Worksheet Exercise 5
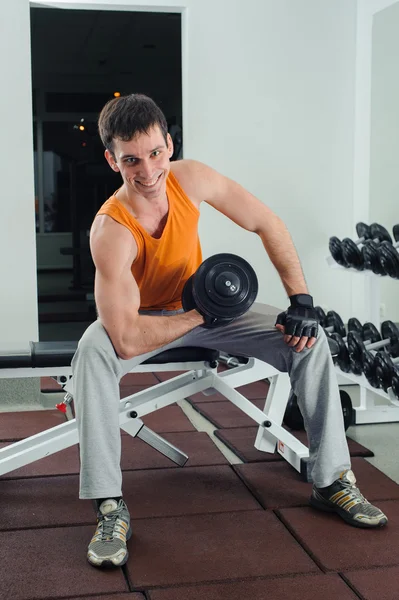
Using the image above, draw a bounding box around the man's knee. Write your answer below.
[72,320,117,367]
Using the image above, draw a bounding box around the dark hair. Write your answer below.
[98,93,168,156]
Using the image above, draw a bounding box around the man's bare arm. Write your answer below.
[91,216,204,360]
[174,160,308,296]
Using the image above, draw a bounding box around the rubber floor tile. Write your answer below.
[0,526,128,600]
[77,595,145,600]
[0,430,228,480]
[125,511,318,588]
[120,372,159,386]
[135,405,196,433]
[233,457,399,509]
[148,573,358,600]
[0,475,94,530]
[121,431,229,470]
[214,427,374,463]
[187,379,270,404]
[0,410,66,441]
[278,500,398,571]
[153,370,185,381]
[122,465,261,519]
[294,429,374,457]
[120,405,196,436]
[0,442,80,479]
[343,566,399,600]
[193,400,266,429]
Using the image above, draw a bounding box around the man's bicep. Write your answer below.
[91,218,140,349]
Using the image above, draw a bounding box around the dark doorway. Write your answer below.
[31,7,182,340]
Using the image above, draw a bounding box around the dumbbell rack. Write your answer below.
[326,255,399,424]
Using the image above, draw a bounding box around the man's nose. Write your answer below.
[138,160,155,180]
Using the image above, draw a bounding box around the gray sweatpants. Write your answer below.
[68,305,351,499]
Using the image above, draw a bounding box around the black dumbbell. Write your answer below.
[329,223,392,270]
[314,307,364,373]
[329,222,369,267]
[283,390,353,431]
[373,350,399,394]
[342,223,392,271]
[378,224,399,279]
[347,321,399,375]
[330,321,381,378]
[392,371,399,399]
[315,306,346,337]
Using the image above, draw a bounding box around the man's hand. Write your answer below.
[275,294,319,352]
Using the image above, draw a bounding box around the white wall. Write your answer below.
[2,0,359,345]
[369,1,399,321]
[0,1,38,344]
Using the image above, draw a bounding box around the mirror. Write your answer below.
[369,1,399,323]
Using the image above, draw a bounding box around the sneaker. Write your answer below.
[310,469,388,528]
[87,499,131,567]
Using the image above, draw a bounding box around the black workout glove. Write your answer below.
[275,294,319,339]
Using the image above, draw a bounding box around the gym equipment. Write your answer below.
[378,224,399,279]
[0,341,312,481]
[329,222,391,269]
[283,390,353,431]
[341,223,392,271]
[314,307,362,373]
[182,253,258,327]
[373,351,399,394]
[347,321,399,367]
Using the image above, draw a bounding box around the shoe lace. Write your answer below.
[98,506,123,541]
[341,480,367,504]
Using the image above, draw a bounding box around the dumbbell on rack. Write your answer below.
[329,222,392,271]
[378,224,399,279]
[373,351,399,393]
[315,307,363,373]
[347,322,399,388]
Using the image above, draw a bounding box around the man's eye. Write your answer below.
[126,158,137,164]
[152,151,160,157]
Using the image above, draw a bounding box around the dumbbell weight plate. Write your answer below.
[315,306,326,325]
[283,390,353,431]
[379,241,399,279]
[340,390,354,430]
[380,321,399,354]
[392,368,399,399]
[192,253,258,322]
[369,223,392,244]
[347,317,363,335]
[329,236,348,267]
[362,322,382,344]
[356,222,370,238]
[362,240,385,275]
[283,392,304,430]
[325,311,346,338]
[181,274,196,312]
[330,332,351,373]
[362,350,379,388]
[341,238,365,270]
[374,351,395,392]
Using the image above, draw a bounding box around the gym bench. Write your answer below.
[0,342,310,479]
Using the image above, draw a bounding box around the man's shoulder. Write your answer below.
[170,159,217,204]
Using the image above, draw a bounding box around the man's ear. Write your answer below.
[167,133,174,159]
[105,149,120,172]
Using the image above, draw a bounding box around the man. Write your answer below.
[70,93,387,569]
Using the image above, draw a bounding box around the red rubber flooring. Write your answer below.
[0,376,396,599]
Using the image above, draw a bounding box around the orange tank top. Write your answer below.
[96,171,202,311]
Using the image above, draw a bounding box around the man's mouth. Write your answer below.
[135,173,162,188]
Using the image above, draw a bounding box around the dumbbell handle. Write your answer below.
[366,338,390,352]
